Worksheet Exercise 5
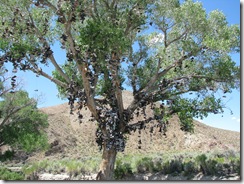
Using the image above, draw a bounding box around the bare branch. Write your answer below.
[26,58,67,88]
[139,61,175,95]
[127,45,206,116]
[130,61,140,94]
[48,54,71,83]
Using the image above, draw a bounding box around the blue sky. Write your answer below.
[5,0,241,132]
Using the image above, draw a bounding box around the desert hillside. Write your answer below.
[33,91,240,161]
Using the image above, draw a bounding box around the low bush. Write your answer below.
[22,160,48,179]
[114,159,133,179]
[0,167,24,180]
[162,159,184,174]
[230,158,240,175]
[135,157,155,173]
[195,154,208,174]
[183,160,197,176]
[0,150,15,162]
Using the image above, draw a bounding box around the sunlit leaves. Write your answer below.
[203,10,240,52]
[176,0,207,33]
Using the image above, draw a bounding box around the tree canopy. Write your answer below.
[0,69,49,153]
[0,0,240,180]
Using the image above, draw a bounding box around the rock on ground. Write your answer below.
[38,173,70,180]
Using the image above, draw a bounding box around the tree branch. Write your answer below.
[64,19,99,120]
[0,99,35,129]
[124,3,139,35]
[130,50,145,94]
[49,54,71,83]
[93,0,100,20]
[127,117,153,130]
[110,62,124,118]
[26,58,67,88]
[0,141,5,147]
[127,46,206,116]
[111,0,117,8]
[26,7,71,83]
[101,0,110,9]
[42,0,58,12]
[166,29,188,47]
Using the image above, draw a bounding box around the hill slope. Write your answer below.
[33,91,239,161]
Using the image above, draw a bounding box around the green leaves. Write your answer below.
[78,19,131,56]
[0,90,49,153]
[203,10,240,52]
[170,95,224,132]
[52,61,83,99]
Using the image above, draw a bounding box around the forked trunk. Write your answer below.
[96,145,117,180]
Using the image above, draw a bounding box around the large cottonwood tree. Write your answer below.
[0,0,240,180]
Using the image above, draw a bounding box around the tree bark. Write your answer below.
[96,145,117,180]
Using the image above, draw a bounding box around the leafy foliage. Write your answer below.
[0,89,49,153]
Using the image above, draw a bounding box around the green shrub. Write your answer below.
[65,160,85,176]
[84,159,100,173]
[0,167,24,180]
[162,159,184,174]
[114,159,133,179]
[22,158,101,179]
[0,150,15,162]
[195,153,237,176]
[205,159,218,175]
[152,157,163,172]
[195,154,207,164]
[135,157,155,173]
[195,154,207,174]
[183,160,197,176]
[16,133,49,153]
[22,160,49,179]
[230,158,240,175]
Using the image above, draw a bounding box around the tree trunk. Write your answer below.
[96,145,117,180]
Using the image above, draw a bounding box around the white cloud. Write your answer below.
[231,116,240,123]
